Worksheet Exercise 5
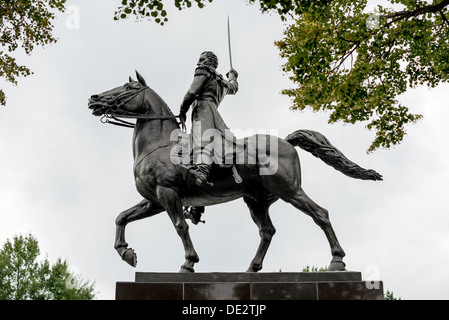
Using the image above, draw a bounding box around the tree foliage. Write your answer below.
[275,0,449,152]
[113,0,321,25]
[302,265,329,272]
[0,0,66,106]
[384,289,401,300]
[0,234,95,300]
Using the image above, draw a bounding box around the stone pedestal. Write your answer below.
[116,272,384,300]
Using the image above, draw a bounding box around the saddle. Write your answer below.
[177,163,242,187]
[170,132,244,186]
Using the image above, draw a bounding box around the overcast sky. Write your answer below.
[1,0,448,300]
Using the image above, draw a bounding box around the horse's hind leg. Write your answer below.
[284,189,346,271]
[244,193,279,272]
[115,199,163,267]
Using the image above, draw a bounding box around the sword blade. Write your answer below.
[227,15,233,69]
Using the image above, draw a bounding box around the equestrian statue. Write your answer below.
[88,52,382,273]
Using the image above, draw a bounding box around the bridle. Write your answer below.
[99,85,179,129]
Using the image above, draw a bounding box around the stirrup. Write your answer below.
[184,207,205,225]
[190,165,213,187]
[178,164,213,187]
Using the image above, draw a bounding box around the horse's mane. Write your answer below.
[146,85,177,119]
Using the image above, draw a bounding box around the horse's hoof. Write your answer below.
[328,260,346,271]
[246,262,262,273]
[122,248,137,267]
[179,266,195,273]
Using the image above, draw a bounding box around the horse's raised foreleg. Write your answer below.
[114,199,163,267]
[284,188,346,271]
[244,194,278,272]
[156,186,199,272]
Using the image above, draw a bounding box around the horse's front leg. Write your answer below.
[156,186,199,272]
[115,199,163,267]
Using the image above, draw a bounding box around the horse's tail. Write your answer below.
[285,129,383,181]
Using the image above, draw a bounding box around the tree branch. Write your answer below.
[381,0,449,20]
[332,42,360,72]
[439,9,449,26]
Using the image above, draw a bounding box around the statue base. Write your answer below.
[116,272,384,300]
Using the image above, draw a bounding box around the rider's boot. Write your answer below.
[190,163,212,187]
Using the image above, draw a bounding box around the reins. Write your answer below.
[100,114,136,128]
[99,85,180,129]
[101,113,179,129]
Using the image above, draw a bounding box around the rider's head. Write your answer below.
[197,51,218,69]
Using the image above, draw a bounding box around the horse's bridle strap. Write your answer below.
[101,113,179,129]
[101,85,179,128]
[108,86,148,110]
[108,113,177,120]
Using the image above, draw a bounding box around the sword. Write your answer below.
[227,16,241,184]
[227,15,233,70]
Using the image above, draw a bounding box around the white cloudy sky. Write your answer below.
[1,0,448,300]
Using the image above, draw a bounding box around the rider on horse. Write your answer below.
[178,51,239,187]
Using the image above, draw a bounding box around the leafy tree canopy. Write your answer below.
[113,0,319,25]
[275,0,449,152]
[0,233,95,300]
[0,0,66,106]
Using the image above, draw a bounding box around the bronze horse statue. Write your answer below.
[88,71,382,273]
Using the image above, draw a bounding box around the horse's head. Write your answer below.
[88,70,149,117]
